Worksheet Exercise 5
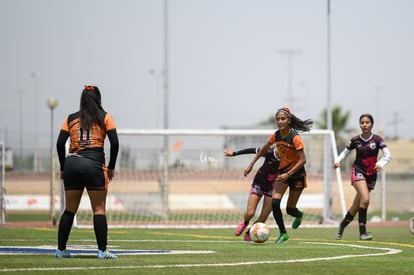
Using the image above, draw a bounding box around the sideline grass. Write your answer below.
[0,226,413,274]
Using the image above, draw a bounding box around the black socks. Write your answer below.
[57,210,75,251]
[94,214,108,252]
[272,198,286,234]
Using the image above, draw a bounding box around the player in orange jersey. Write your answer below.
[244,107,313,244]
[55,85,119,259]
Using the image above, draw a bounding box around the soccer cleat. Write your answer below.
[55,249,73,258]
[359,233,373,241]
[292,210,304,229]
[275,233,289,244]
[243,232,252,242]
[97,250,118,259]
[235,221,247,236]
[336,226,344,240]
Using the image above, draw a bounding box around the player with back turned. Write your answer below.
[55,85,119,259]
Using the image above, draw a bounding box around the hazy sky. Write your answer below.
[1,0,413,152]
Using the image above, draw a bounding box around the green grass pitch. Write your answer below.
[0,225,413,274]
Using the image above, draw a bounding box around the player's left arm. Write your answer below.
[375,146,391,172]
[277,149,306,182]
[105,114,119,181]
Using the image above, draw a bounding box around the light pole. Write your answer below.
[278,49,301,109]
[31,73,40,172]
[149,69,163,128]
[47,97,58,226]
[375,86,382,130]
[17,89,25,158]
[1,141,5,225]
[162,0,169,219]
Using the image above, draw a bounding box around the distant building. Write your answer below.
[385,139,414,175]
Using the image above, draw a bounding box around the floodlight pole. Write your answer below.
[47,97,58,226]
[162,0,170,219]
[278,49,301,109]
[17,89,25,158]
[0,141,5,225]
[31,73,40,172]
[324,0,334,222]
[326,0,332,131]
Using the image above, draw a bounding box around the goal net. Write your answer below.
[73,129,346,228]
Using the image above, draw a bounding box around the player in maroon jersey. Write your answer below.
[333,114,391,241]
[225,146,280,241]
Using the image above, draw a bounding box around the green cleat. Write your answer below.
[275,233,289,244]
[292,210,304,229]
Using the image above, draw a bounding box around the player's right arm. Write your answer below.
[56,129,70,179]
[333,147,351,169]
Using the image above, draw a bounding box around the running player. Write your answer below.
[334,113,391,240]
[55,85,119,259]
[224,146,280,241]
[244,107,313,243]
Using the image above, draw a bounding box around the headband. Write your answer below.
[277,108,291,118]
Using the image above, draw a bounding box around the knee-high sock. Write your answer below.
[358,208,368,235]
[57,210,75,251]
[272,198,286,234]
[286,207,302,218]
[94,215,108,251]
[338,211,354,235]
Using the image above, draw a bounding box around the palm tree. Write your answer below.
[256,116,275,128]
[315,105,353,137]
[315,105,355,159]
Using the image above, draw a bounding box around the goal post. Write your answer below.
[73,129,346,228]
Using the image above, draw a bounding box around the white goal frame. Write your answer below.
[73,128,346,228]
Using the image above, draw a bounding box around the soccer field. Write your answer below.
[0,225,413,274]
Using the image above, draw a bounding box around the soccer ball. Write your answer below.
[249,222,270,243]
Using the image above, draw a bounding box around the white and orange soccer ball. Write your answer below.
[249,222,270,243]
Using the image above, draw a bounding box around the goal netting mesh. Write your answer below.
[73,129,346,228]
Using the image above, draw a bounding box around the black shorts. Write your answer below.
[283,175,307,191]
[63,155,108,190]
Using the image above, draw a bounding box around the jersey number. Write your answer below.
[78,128,91,146]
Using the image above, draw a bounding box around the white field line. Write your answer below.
[0,242,402,272]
